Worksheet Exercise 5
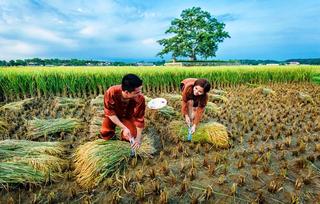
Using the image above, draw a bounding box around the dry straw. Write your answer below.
[0,98,34,112]
[0,139,67,185]
[53,97,85,108]
[27,118,81,139]
[168,120,229,148]
[73,137,156,188]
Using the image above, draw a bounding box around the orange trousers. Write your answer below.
[100,117,137,141]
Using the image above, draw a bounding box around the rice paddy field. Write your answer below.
[0,65,320,203]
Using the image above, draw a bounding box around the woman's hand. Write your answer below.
[185,115,191,127]
[190,124,196,134]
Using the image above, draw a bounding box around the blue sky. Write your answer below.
[0,0,319,61]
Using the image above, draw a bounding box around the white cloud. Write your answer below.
[141,38,157,46]
[0,37,44,60]
[23,26,77,48]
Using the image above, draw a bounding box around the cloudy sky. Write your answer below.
[0,0,319,61]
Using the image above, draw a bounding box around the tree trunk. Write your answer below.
[173,57,177,63]
[190,55,197,61]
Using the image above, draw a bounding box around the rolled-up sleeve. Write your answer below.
[181,85,189,116]
[104,89,116,117]
[133,96,146,128]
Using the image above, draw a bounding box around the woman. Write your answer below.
[180,78,211,133]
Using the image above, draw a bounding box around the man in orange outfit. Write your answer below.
[100,74,145,150]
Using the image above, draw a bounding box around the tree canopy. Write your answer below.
[157,7,230,61]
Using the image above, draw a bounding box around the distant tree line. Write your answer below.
[238,58,320,65]
[0,58,166,66]
[0,58,319,67]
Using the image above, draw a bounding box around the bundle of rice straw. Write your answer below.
[298,92,314,104]
[53,97,85,108]
[0,140,67,185]
[252,87,275,96]
[168,120,229,148]
[90,95,104,107]
[27,118,81,139]
[145,105,178,121]
[205,102,221,117]
[212,89,227,96]
[209,94,228,103]
[0,162,44,184]
[0,98,34,112]
[73,138,155,188]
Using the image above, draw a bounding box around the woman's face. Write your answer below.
[193,85,204,96]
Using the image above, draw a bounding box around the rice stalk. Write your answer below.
[27,118,81,139]
[0,162,45,184]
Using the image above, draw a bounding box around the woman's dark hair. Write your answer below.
[121,74,143,92]
[194,79,211,93]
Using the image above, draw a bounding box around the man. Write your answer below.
[100,74,145,150]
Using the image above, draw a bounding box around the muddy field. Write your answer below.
[0,83,320,204]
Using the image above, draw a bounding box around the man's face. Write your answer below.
[124,86,142,98]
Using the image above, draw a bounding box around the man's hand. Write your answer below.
[185,115,191,127]
[122,127,131,140]
[190,124,196,134]
[131,137,141,150]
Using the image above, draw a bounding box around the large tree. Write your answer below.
[157,7,230,61]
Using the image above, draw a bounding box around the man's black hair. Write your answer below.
[121,74,143,92]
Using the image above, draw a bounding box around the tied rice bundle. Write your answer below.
[0,162,44,184]
[205,102,221,117]
[0,98,34,112]
[73,138,155,188]
[0,140,67,185]
[145,105,178,121]
[53,97,85,108]
[298,92,314,104]
[209,94,228,103]
[90,95,104,107]
[252,87,275,96]
[168,120,229,148]
[212,89,227,96]
[27,118,81,139]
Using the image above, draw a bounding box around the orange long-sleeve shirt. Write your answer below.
[181,78,208,125]
[103,85,145,128]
